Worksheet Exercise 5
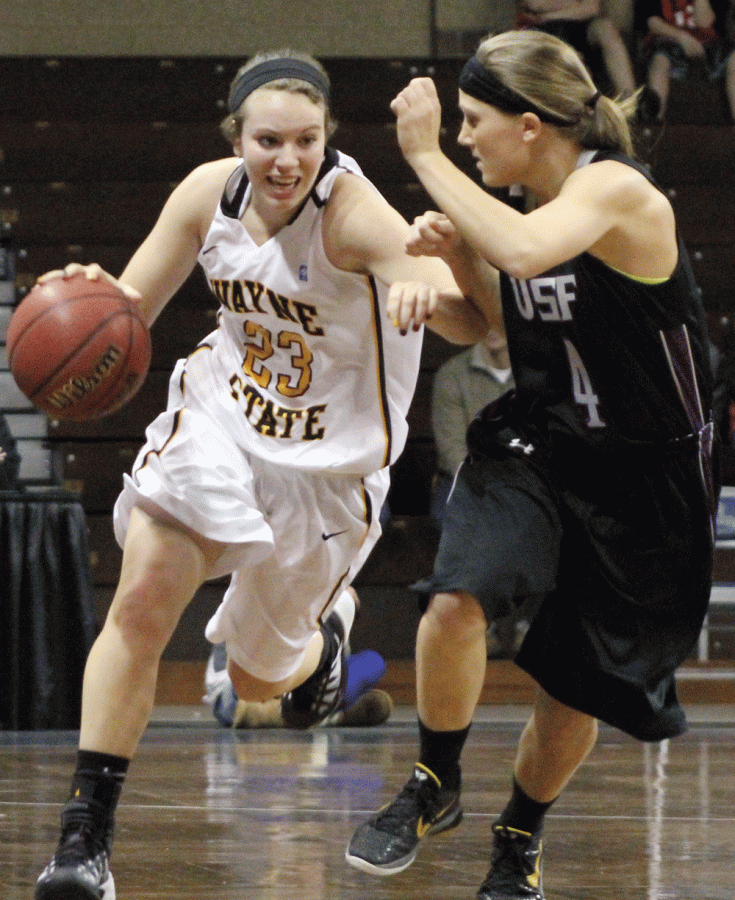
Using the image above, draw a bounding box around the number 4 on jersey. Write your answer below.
[563,338,606,428]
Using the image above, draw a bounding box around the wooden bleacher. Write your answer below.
[1,57,734,704]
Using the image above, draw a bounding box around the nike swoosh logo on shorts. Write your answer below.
[322,530,348,540]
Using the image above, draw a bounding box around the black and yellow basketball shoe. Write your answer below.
[477,823,544,899]
[345,763,462,874]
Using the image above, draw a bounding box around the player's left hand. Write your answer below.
[390,77,443,164]
[387,281,439,334]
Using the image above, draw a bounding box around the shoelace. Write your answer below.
[55,805,110,867]
[374,777,434,834]
[55,820,108,867]
[481,829,536,893]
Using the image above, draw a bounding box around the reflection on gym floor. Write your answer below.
[4,714,735,899]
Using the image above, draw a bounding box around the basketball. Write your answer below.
[6,273,151,421]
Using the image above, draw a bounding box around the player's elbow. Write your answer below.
[496,245,546,282]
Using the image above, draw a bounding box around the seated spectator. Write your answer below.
[430,330,513,527]
[516,0,640,97]
[639,0,735,122]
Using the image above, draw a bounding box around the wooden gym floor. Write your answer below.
[4,704,735,900]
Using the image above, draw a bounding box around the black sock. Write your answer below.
[497,777,556,835]
[418,718,470,793]
[66,750,129,829]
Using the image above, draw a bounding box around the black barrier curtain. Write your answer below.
[0,414,21,489]
[0,491,97,729]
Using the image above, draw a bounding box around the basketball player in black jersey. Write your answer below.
[347,29,717,900]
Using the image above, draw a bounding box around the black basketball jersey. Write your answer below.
[499,150,713,458]
[460,152,717,739]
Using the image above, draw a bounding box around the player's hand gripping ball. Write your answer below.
[6,273,151,421]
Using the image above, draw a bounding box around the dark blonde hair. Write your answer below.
[474,30,637,156]
[220,49,337,146]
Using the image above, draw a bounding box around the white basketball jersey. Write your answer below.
[191,148,423,475]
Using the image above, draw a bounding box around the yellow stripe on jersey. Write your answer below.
[367,273,392,469]
[603,261,669,284]
[134,407,185,482]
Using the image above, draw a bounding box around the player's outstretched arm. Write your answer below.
[35,159,236,330]
[323,172,501,343]
[391,78,676,282]
[119,160,235,327]
[404,210,501,331]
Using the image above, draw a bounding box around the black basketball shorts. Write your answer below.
[414,451,563,621]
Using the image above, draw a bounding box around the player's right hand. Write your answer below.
[390,77,443,165]
[37,263,142,302]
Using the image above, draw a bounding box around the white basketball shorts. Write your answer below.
[113,385,388,682]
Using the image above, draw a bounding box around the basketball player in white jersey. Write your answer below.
[34,50,499,900]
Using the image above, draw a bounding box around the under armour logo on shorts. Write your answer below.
[509,438,534,455]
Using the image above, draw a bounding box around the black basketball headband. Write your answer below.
[458,56,598,126]
[228,59,331,114]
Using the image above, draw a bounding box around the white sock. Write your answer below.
[330,588,356,640]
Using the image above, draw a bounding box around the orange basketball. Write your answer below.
[6,273,151,421]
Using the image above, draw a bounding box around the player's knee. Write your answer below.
[534,690,598,749]
[425,591,487,644]
[109,575,188,657]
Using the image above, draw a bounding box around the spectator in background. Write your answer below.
[430,329,513,527]
[516,0,641,97]
[639,0,735,122]
[0,413,21,489]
